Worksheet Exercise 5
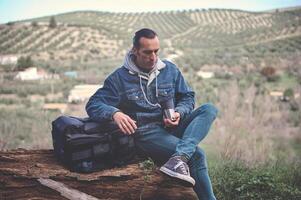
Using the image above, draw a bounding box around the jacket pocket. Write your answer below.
[125,89,144,101]
[157,84,174,102]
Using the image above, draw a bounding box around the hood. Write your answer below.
[123,50,166,86]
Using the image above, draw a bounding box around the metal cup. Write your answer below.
[161,98,176,121]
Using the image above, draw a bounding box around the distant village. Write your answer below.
[0,54,102,113]
[0,54,299,114]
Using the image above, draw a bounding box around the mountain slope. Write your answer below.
[0,8,300,68]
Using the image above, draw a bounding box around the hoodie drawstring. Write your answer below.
[139,72,161,108]
[155,69,159,98]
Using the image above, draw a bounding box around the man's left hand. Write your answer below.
[163,112,180,127]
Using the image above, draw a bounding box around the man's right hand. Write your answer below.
[113,111,137,135]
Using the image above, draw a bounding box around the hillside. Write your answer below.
[0,8,301,71]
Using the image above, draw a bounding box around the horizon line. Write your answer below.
[1,5,301,24]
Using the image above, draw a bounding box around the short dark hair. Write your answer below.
[133,28,157,48]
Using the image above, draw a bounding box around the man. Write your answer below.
[86,28,218,200]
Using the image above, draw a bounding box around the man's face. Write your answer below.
[133,36,160,71]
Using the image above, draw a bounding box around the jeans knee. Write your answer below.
[198,103,218,119]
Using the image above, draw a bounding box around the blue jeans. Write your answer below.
[134,103,218,200]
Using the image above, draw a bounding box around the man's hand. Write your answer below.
[163,112,180,128]
[113,111,137,135]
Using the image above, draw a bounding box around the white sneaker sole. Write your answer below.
[160,166,196,186]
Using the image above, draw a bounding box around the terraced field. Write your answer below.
[0,24,124,62]
[0,8,300,68]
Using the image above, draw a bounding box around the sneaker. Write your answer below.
[160,156,195,186]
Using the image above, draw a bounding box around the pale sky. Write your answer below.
[0,0,301,24]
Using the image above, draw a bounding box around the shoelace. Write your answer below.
[173,159,189,175]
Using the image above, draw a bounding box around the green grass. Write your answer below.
[265,72,299,91]
[200,143,220,164]
[290,138,301,155]
[0,107,59,149]
[210,160,301,200]
[0,79,78,99]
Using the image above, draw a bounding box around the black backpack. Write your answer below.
[51,116,136,173]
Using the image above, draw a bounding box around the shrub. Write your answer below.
[49,16,57,28]
[6,22,14,26]
[288,111,301,126]
[261,66,276,77]
[260,66,279,82]
[16,56,34,70]
[267,74,280,82]
[289,99,299,112]
[31,21,38,27]
[283,88,294,98]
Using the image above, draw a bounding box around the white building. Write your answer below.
[68,84,103,103]
[197,70,214,79]
[15,67,59,81]
[269,91,283,97]
[0,55,18,65]
[43,103,68,113]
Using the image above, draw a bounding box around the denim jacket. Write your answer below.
[86,60,195,128]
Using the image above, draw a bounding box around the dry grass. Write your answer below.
[206,81,300,165]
